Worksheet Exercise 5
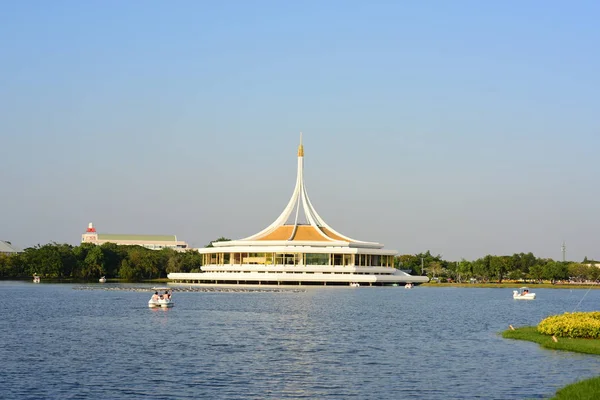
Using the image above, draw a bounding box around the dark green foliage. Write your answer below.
[0,242,203,281]
[394,251,591,283]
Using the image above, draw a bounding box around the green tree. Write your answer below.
[56,243,77,278]
[99,242,124,278]
[118,259,141,281]
[182,251,203,272]
[0,253,10,277]
[395,254,421,273]
[456,259,473,282]
[428,261,444,278]
[568,263,588,282]
[544,261,568,283]
[528,264,544,282]
[19,244,63,278]
[166,253,184,273]
[472,256,492,282]
[83,245,105,278]
[586,265,600,282]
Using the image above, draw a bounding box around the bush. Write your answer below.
[538,312,600,339]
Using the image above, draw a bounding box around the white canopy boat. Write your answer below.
[99,276,106,283]
[148,287,174,308]
[33,275,40,283]
[513,287,536,300]
[405,283,413,289]
[349,282,360,287]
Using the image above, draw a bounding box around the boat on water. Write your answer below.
[405,283,413,289]
[99,276,106,283]
[513,287,536,300]
[33,275,40,283]
[349,282,360,287]
[148,287,174,308]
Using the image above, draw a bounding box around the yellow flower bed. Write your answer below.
[538,312,600,339]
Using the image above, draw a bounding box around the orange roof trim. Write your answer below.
[254,225,351,242]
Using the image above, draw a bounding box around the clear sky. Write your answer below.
[1,0,599,261]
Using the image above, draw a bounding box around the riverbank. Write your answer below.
[502,326,600,399]
[422,282,600,289]
[6,277,600,290]
[0,277,172,283]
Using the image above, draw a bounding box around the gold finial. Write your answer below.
[297,132,304,157]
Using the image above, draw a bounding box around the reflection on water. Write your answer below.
[1,282,599,399]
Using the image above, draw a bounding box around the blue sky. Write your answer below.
[1,0,599,261]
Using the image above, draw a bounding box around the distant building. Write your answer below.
[0,241,22,255]
[81,223,189,251]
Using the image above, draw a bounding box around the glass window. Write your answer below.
[333,254,343,266]
[274,253,296,265]
[372,255,381,266]
[305,253,329,265]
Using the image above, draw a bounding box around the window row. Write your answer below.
[203,253,394,267]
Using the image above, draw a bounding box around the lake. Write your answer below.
[1,282,599,399]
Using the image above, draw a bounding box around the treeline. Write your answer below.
[0,242,202,281]
[1,242,598,283]
[397,251,600,283]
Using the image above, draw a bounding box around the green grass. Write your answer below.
[502,326,600,355]
[502,326,600,399]
[551,377,600,400]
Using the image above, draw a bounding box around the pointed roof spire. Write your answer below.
[298,132,304,157]
[236,136,382,245]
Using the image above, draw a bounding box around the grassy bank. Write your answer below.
[502,326,600,355]
[422,282,600,289]
[502,326,600,399]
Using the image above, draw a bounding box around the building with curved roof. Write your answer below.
[0,241,22,255]
[168,135,428,286]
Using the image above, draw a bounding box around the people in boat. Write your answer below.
[152,292,159,301]
[164,291,171,300]
[522,289,529,295]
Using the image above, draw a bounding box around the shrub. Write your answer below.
[537,312,600,339]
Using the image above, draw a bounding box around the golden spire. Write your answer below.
[298,132,304,157]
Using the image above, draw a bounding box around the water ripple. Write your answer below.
[1,283,600,399]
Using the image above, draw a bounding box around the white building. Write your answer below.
[168,136,428,287]
[0,241,21,255]
[81,223,189,251]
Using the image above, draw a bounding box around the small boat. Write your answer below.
[405,283,413,289]
[99,276,106,283]
[148,287,174,308]
[513,287,536,300]
[33,275,40,283]
[349,282,360,287]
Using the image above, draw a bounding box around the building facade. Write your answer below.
[81,223,189,251]
[168,136,428,287]
[0,241,22,255]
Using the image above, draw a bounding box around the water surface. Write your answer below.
[1,282,599,399]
